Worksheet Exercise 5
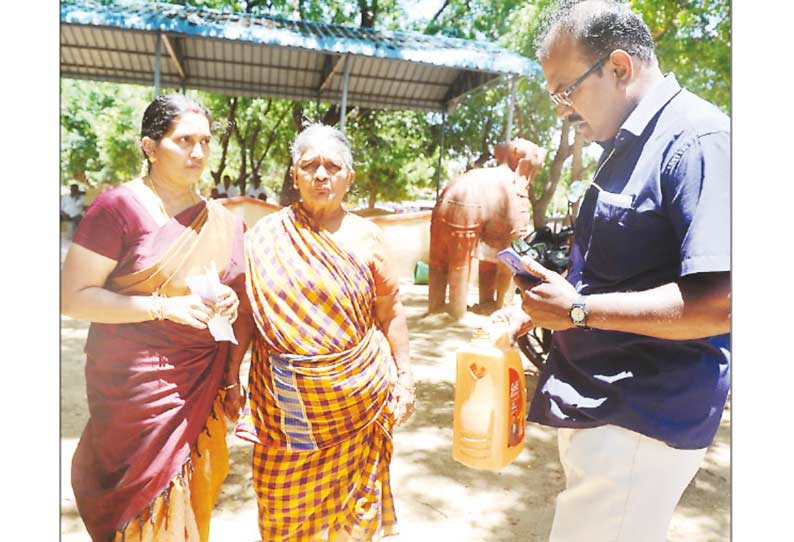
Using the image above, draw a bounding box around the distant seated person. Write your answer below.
[210,187,220,199]
[244,174,268,202]
[60,183,86,235]
[216,174,241,198]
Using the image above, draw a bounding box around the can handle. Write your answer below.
[469,363,487,380]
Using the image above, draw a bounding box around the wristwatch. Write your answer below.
[569,295,589,328]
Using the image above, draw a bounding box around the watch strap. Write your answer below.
[570,294,589,328]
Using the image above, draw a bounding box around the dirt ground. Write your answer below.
[60,249,730,542]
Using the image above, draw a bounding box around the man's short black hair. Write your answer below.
[536,0,656,64]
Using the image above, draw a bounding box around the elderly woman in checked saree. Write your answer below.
[231,124,415,541]
[61,94,251,542]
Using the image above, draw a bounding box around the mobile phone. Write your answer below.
[497,248,541,283]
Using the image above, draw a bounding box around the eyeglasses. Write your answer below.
[548,54,611,107]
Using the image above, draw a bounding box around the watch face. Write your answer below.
[571,306,586,324]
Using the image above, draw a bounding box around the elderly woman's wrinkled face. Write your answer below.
[291,138,354,210]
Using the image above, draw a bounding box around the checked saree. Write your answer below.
[236,204,399,541]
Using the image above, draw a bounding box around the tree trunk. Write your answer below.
[571,130,584,182]
[357,0,376,28]
[514,101,526,141]
[425,0,451,30]
[529,119,573,229]
[279,103,305,206]
[243,122,262,185]
[322,104,341,129]
[472,111,495,167]
[211,97,237,184]
[279,165,298,207]
[232,120,249,188]
[253,106,290,177]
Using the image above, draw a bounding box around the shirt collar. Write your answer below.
[619,73,682,138]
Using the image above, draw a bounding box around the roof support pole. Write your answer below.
[161,34,186,82]
[505,75,515,142]
[153,34,162,98]
[435,110,448,200]
[339,55,350,134]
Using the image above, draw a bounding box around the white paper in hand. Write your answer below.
[185,261,238,344]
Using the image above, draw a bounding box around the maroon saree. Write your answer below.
[70,189,246,542]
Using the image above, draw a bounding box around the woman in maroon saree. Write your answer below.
[61,95,252,542]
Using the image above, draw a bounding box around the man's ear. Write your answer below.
[609,49,634,82]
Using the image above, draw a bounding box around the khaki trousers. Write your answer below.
[549,425,707,542]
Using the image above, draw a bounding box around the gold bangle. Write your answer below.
[223,382,239,390]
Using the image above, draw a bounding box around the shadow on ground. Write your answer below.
[60,280,729,541]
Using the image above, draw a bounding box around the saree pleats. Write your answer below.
[113,395,229,542]
[237,204,398,541]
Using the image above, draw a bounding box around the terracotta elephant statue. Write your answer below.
[427,138,546,319]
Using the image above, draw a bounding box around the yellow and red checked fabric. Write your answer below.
[237,204,399,541]
[246,204,377,356]
[237,326,393,452]
[250,414,397,541]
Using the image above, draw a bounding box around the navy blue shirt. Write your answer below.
[527,75,730,450]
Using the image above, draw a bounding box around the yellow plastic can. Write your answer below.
[452,328,527,470]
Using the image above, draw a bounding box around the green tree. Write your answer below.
[500,0,731,227]
[60,79,150,187]
[630,0,730,112]
[346,109,436,208]
[61,0,729,216]
[419,0,527,40]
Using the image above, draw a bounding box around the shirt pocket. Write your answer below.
[584,192,675,285]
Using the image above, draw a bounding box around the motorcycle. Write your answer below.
[514,181,586,370]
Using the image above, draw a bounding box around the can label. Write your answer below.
[508,368,525,447]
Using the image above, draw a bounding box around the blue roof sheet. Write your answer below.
[61,0,540,78]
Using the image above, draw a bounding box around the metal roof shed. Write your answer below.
[61,0,542,196]
[60,0,540,117]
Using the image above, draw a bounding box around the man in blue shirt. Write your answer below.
[499,2,730,540]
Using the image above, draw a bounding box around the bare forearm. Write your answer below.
[377,301,411,372]
[386,314,411,370]
[587,274,731,340]
[224,314,255,385]
[61,286,156,324]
